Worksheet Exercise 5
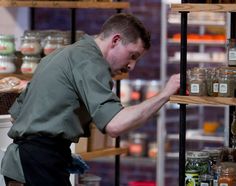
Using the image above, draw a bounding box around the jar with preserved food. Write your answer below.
[206,68,219,97]
[0,35,15,55]
[227,39,236,66]
[218,67,236,97]
[218,164,236,186]
[20,35,42,55]
[188,67,207,96]
[21,56,40,74]
[0,55,16,73]
[186,151,210,175]
[128,133,147,157]
[43,35,64,55]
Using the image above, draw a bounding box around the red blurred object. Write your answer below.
[128,181,156,186]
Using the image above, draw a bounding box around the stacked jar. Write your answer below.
[43,34,64,56]
[20,32,42,74]
[0,34,16,74]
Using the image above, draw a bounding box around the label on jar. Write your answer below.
[200,183,210,186]
[213,180,218,186]
[213,83,219,93]
[129,144,143,156]
[185,171,199,186]
[190,83,200,93]
[229,50,236,61]
[220,184,229,186]
[219,83,228,94]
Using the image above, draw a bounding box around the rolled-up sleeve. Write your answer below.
[72,59,123,133]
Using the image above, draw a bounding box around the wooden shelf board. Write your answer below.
[112,72,128,80]
[0,73,128,81]
[170,95,236,106]
[0,0,130,9]
[171,3,236,12]
[0,73,32,81]
[79,147,128,160]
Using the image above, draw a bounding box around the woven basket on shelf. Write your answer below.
[0,93,19,115]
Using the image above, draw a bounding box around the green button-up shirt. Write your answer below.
[1,34,123,182]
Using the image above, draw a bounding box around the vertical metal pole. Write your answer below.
[115,80,121,186]
[229,12,236,147]
[115,3,122,186]
[158,1,168,186]
[29,8,35,30]
[179,10,188,186]
[70,8,76,44]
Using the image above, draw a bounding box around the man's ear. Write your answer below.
[111,34,121,48]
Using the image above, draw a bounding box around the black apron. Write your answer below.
[14,136,72,186]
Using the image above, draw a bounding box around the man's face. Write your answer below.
[106,37,146,76]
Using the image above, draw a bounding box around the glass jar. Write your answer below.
[128,133,147,157]
[21,56,40,74]
[218,164,236,186]
[186,151,210,175]
[20,35,42,55]
[218,67,236,97]
[206,68,219,97]
[0,55,16,73]
[227,39,236,66]
[79,173,101,186]
[199,174,213,186]
[0,35,15,55]
[43,35,64,55]
[188,67,207,96]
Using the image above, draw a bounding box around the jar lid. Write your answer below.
[129,132,147,139]
[0,34,15,40]
[46,35,64,41]
[21,35,41,41]
[0,55,16,60]
[22,56,41,61]
[186,151,209,159]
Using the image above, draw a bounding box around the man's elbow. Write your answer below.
[105,124,120,138]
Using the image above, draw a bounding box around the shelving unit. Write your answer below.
[170,2,236,186]
[0,1,130,185]
[159,1,230,186]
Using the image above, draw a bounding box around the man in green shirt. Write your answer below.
[1,13,180,186]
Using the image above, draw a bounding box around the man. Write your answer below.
[1,13,180,186]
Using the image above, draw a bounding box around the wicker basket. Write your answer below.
[0,93,19,115]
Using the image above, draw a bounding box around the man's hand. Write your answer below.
[162,73,180,98]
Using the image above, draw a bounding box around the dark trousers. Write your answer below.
[12,136,72,186]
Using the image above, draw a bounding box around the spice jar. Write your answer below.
[128,133,147,157]
[0,35,15,55]
[206,68,219,97]
[0,55,16,73]
[227,39,236,66]
[20,35,42,55]
[218,164,236,186]
[21,56,40,74]
[188,67,207,96]
[43,35,64,55]
[218,67,236,97]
